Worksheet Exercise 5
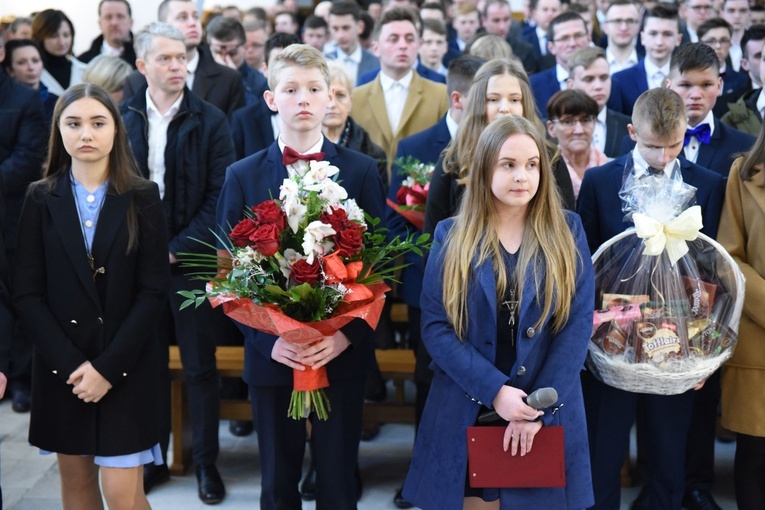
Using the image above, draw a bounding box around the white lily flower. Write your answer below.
[302,221,337,264]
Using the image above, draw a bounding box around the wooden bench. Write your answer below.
[168,341,416,475]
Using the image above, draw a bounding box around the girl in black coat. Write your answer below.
[13,83,169,509]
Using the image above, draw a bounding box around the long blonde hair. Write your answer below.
[443,58,545,183]
[441,116,578,338]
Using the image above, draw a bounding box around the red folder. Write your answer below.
[466,426,566,488]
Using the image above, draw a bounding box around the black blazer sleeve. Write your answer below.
[424,155,456,237]
[552,156,576,211]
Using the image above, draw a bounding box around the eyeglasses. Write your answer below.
[605,18,640,26]
[552,116,596,129]
[701,38,731,47]
[688,4,714,11]
[552,32,590,44]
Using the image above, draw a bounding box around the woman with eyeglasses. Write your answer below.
[546,89,608,200]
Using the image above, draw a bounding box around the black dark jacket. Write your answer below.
[0,189,11,376]
[121,86,236,255]
[77,33,138,68]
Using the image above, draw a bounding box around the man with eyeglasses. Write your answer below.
[243,20,267,73]
[602,0,643,74]
[681,0,716,43]
[722,25,765,136]
[521,0,561,64]
[720,0,750,71]
[530,11,590,118]
[206,15,268,108]
[698,18,750,116]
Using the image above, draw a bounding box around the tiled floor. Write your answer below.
[0,391,738,510]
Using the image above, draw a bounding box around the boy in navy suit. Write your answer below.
[578,88,725,510]
[698,18,751,117]
[216,44,385,510]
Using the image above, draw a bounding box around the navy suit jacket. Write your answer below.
[530,66,563,118]
[617,117,755,177]
[604,108,631,159]
[325,48,380,78]
[386,115,452,308]
[607,59,649,116]
[714,67,751,117]
[577,155,725,254]
[522,25,545,61]
[356,63,447,87]
[229,100,275,161]
[216,138,386,387]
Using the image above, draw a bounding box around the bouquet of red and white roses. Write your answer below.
[181,161,428,420]
[386,156,435,231]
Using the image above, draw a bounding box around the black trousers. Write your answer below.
[684,370,721,490]
[251,377,365,510]
[583,372,695,510]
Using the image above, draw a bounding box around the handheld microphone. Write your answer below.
[477,387,558,424]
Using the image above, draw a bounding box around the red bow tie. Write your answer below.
[282,146,325,166]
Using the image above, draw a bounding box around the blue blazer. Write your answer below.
[522,25,545,61]
[229,99,275,161]
[356,63,447,87]
[607,60,649,116]
[386,115,452,308]
[325,47,380,78]
[617,117,755,177]
[216,138,386,387]
[443,40,462,67]
[604,108,631,159]
[403,213,595,510]
[529,66,562,118]
[576,155,725,254]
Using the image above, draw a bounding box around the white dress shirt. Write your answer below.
[606,47,639,75]
[593,107,607,154]
[683,110,715,164]
[277,136,325,177]
[757,89,765,118]
[186,50,200,90]
[536,26,548,55]
[335,45,362,86]
[380,70,413,134]
[446,110,459,140]
[100,39,123,57]
[146,90,184,199]
[729,44,743,72]
[556,64,569,90]
[631,145,675,178]
[644,59,670,90]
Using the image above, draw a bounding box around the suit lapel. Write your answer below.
[90,188,133,275]
[191,49,220,101]
[695,118,722,170]
[398,73,423,137]
[368,78,393,145]
[47,177,102,308]
[476,259,498,328]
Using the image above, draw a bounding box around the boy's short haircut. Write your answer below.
[373,7,422,40]
[275,11,299,25]
[568,4,591,18]
[643,4,681,31]
[421,2,447,19]
[529,0,553,11]
[329,1,362,21]
[697,17,733,40]
[158,0,192,22]
[455,3,480,18]
[446,54,486,96]
[632,88,686,138]
[422,18,447,37]
[134,21,186,60]
[303,15,328,31]
[606,0,640,14]
[265,32,302,63]
[547,11,586,42]
[752,5,765,15]
[243,19,266,33]
[670,42,721,77]
[567,46,607,75]
[483,0,509,18]
[360,12,375,40]
[268,43,330,90]
[206,15,245,43]
[742,25,765,58]
[245,7,268,24]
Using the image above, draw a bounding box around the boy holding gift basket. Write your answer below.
[577,87,725,510]
[216,44,386,510]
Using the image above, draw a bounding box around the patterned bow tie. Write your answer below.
[684,123,711,146]
[282,146,325,166]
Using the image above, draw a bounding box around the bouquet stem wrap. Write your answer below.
[208,281,390,420]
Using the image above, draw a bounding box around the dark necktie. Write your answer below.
[282,146,325,166]
[646,167,664,177]
[684,124,712,146]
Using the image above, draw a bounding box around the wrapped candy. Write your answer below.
[587,157,745,395]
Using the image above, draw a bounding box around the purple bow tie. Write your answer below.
[684,123,711,146]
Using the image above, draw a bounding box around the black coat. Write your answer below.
[122,45,245,117]
[121,86,236,254]
[78,34,138,68]
[0,71,47,252]
[13,176,170,455]
[0,189,11,376]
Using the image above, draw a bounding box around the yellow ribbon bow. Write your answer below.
[632,205,703,266]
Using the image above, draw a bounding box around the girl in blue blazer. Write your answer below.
[403,115,595,510]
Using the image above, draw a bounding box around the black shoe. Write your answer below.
[630,486,650,510]
[10,382,31,413]
[196,464,225,505]
[228,420,254,437]
[356,465,363,501]
[682,489,722,510]
[143,463,170,495]
[300,464,316,501]
[394,487,413,509]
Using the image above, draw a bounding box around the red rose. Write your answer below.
[291,259,322,285]
[319,207,349,233]
[396,186,409,205]
[249,224,281,257]
[335,228,364,257]
[252,200,286,230]
[229,218,259,247]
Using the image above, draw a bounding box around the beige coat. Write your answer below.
[719,158,765,436]
[351,72,449,179]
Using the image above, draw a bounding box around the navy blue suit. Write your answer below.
[577,155,725,510]
[522,25,546,61]
[229,100,275,161]
[603,109,631,159]
[607,60,649,116]
[216,138,385,510]
[715,67,751,118]
[356,63,447,87]
[530,66,563,117]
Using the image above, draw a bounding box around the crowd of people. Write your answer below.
[1,0,765,508]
